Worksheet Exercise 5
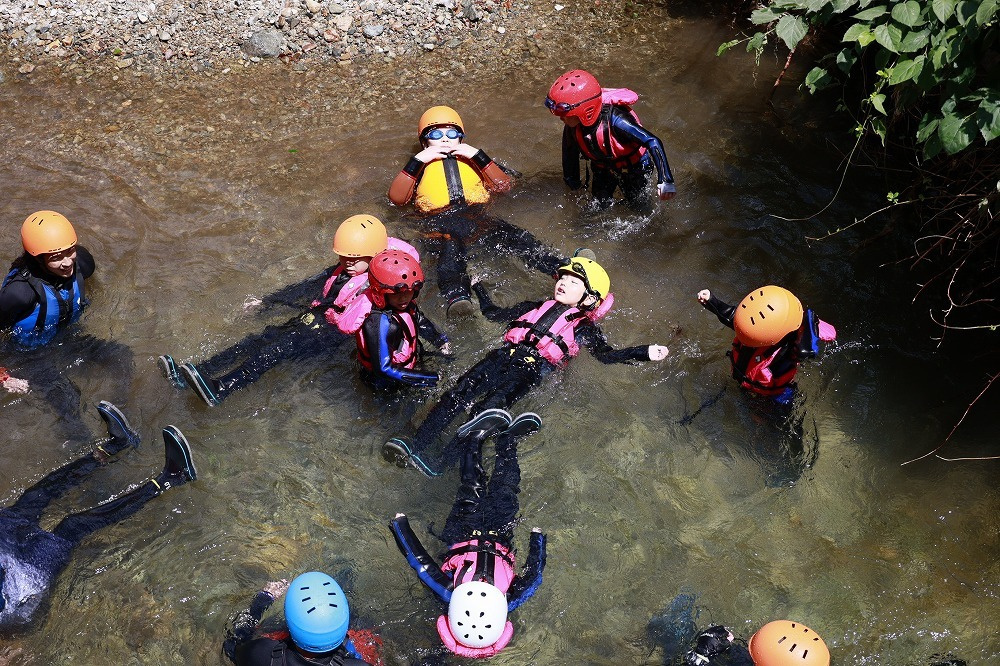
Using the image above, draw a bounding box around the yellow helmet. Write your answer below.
[21,210,78,256]
[418,106,464,136]
[332,214,388,258]
[557,257,610,301]
[733,285,804,347]
[749,621,830,666]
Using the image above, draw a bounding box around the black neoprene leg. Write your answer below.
[481,432,521,541]
[590,168,619,210]
[7,452,104,523]
[476,215,564,278]
[51,480,160,546]
[18,354,91,442]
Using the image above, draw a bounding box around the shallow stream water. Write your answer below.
[1,8,998,665]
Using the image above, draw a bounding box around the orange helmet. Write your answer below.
[546,70,603,125]
[418,106,464,137]
[333,214,388,258]
[749,621,830,666]
[733,286,804,348]
[21,210,77,257]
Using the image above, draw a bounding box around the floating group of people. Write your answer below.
[0,69,863,665]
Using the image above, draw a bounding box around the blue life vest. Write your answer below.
[2,265,87,348]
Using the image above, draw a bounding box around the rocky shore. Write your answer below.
[0,0,647,78]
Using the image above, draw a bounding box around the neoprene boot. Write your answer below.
[154,426,198,491]
[95,401,141,458]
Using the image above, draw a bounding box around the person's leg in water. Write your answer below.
[16,350,92,444]
[51,426,197,545]
[474,213,564,279]
[5,402,140,523]
[589,167,619,211]
[746,389,813,488]
[82,336,135,411]
[439,434,489,546]
[620,158,655,215]
[179,314,346,406]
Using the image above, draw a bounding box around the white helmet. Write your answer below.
[447,581,508,648]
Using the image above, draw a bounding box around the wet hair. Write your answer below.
[684,625,734,665]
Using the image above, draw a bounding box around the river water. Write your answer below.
[1,8,998,665]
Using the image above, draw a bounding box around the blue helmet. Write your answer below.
[284,571,350,653]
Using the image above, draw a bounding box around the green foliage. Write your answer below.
[719,0,999,158]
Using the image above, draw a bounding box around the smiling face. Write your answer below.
[41,246,77,279]
[554,273,593,307]
[340,255,371,277]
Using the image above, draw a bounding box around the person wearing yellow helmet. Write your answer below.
[157,214,420,407]
[2,210,135,442]
[697,286,837,405]
[388,105,574,317]
[383,257,670,477]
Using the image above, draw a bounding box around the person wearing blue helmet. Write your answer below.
[223,571,375,665]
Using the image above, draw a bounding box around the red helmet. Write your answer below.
[546,69,603,125]
[368,249,424,309]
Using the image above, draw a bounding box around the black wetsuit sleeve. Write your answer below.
[414,307,449,348]
[0,277,39,328]
[576,321,650,364]
[701,294,736,330]
[75,246,96,279]
[390,516,453,603]
[561,125,583,189]
[360,312,439,387]
[222,590,276,662]
[507,531,546,611]
[471,283,539,324]
[609,111,674,185]
[260,266,337,312]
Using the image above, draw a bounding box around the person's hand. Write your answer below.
[440,342,453,356]
[450,144,479,159]
[531,527,541,533]
[697,289,711,304]
[395,512,406,519]
[243,295,264,313]
[263,579,290,599]
[657,182,676,200]
[414,145,451,163]
[648,345,669,361]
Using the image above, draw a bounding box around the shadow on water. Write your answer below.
[1,9,998,665]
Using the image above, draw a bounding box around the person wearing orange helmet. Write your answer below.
[388,105,572,317]
[1,210,134,442]
[353,249,450,390]
[157,214,420,406]
[545,69,677,211]
[697,286,836,405]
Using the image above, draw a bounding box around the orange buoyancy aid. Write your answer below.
[503,294,614,366]
[414,156,491,213]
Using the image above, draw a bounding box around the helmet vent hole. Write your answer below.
[802,649,809,658]
[758,311,766,319]
[777,636,787,644]
[767,304,775,311]
[788,642,798,652]
[306,606,317,613]
[302,596,312,601]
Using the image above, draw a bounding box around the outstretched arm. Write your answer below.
[507,529,546,611]
[390,514,453,603]
[610,112,675,196]
[697,289,736,330]
[222,580,289,662]
[259,267,336,312]
[577,321,663,364]
[471,282,539,324]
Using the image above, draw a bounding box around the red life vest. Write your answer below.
[729,340,799,397]
[573,88,647,170]
[503,294,614,366]
[355,308,418,371]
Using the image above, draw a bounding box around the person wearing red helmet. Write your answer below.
[1,210,134,443]
[354,249,450,390]
[388,105,575,317]
[546,69,677,211]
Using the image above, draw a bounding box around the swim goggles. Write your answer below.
[558,261,596,296]
[544,93,600,114]
[422,127,464,140]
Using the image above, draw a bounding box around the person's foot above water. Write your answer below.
[382,438,440,478]
[457,408,512,439]
[95,401,141,455]
[157,354,188,389]
[179,363,221,407]
[157,425,198,488]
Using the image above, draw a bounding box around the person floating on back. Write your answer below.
[390,414,545,659]
[1,210,134,442]
[697,285,836,405]
[546,69,677,212]
[388,105,570,317]
[223,571,378,665]
[158,214,418,406]
[0,403,196,632]
[383,257,669,476]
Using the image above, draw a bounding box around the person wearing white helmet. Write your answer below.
[390,422,545,659]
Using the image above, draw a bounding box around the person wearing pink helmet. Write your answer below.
[546,69,677,211]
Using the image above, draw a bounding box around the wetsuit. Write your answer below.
[0,248,133,442]
[389,151,565,306]
[390,434,546,641]
[0,444,177,633]
[356,302,447,390]
[405,282,651,469]
[562,105,675,210]
[186,265,352,403]
[223,590,371,666]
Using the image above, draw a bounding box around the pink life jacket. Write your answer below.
[312,237,420,332]
[442,538,516,592]
[503,293,614,366]
[436,614,514,659]
[574,88,646,169]
[355,308,418,371]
